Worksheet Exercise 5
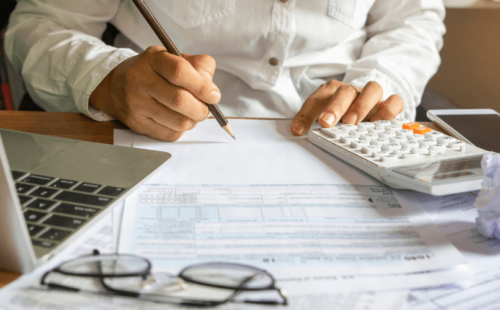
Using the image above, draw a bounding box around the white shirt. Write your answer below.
[5,0,445,121]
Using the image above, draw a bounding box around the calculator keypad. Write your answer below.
[317,121,481,166]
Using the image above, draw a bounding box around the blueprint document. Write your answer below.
[395,191,500,310]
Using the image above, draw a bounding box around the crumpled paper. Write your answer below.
[475,153,500,239]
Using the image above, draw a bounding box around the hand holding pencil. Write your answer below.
[89,1,234,141]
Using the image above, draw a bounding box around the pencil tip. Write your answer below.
[223,124,235,140]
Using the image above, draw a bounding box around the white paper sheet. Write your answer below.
[0,200,409,310]
[395,191,500,310]
[119,120,470,295]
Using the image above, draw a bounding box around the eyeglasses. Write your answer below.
[41,250,288,307]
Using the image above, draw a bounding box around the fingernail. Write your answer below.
[207,91,221,104]
[321,113,335,126]
[292,122,306,136]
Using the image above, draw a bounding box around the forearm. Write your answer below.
[343,0,446,120]
[5,0,137,119]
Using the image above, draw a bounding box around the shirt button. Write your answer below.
[269,57,279,66]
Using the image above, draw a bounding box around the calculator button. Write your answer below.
[349,130,362,138]
[410,147,430,155]
[373,151,390,160]
[401,140,419,149]
[351,140,370,149]
[370,139,389,147]
[447,141,465,151]
[374,120,391,127]
[437,136,455,145]
[390,136,407,143]
[384,125,400,133]
[340,124,357,131]
[393,149,411,156]
[368,127,385,134]
[390,119,411,127]
[413,126,432,135]
[402,122,421,130]
[378,132,395,140]
[419,139,438,148]
[382,143,402,152]
[320,128,343,139]
[402,153,419,160]
[381,154,399,162]
[357,122,375,130]
[408,134,425,141]
[359,134,371,141]
[396,129,414,137]
[429,144,446,154]
[340,136,357,144]
[361,146,381,156]
[424,131,443,140]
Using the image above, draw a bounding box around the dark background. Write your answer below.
[1,0,16,30]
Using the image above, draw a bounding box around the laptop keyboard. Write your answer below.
[11,170,126,249]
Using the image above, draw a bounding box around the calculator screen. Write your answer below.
[392,156,483,184]
[439,114,500,153]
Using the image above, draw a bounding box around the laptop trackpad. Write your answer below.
[0,130,76,170]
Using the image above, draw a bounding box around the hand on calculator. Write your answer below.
[290,80,404,136]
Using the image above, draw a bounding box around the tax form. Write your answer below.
[118,120,469,294]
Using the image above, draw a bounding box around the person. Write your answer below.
[5,0,445,141]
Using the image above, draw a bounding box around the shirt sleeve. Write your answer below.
[4,0,138,121]
[343,0,446,121]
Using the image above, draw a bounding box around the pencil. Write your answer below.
[131,0,235,140]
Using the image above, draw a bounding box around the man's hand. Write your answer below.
[290,80,404,136]
[90,46,221,141]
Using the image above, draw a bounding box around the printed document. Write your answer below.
[117,120,469,294]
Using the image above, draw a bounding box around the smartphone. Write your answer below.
[427,109,500,153]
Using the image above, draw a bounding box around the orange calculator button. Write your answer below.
[402,122,420,130]
[413,126,431,135]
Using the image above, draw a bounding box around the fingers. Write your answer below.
[342,82,383,125]
[146,74,209,122]
[128,116,185,142]
[370,95,405,122]
[145,46,221,104]
[147,97,198,132]
[183,53,216,81]
[291,82,358,136]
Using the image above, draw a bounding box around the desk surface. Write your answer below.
[0,111,440,288]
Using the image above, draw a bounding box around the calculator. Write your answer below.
[308,119,489,196]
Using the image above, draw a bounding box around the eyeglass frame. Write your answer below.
[40,250,288,307]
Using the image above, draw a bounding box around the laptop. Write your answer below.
[0,129,171,273]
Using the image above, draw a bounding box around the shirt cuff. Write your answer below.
[343,69,415,121]
[77,48,138,122]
